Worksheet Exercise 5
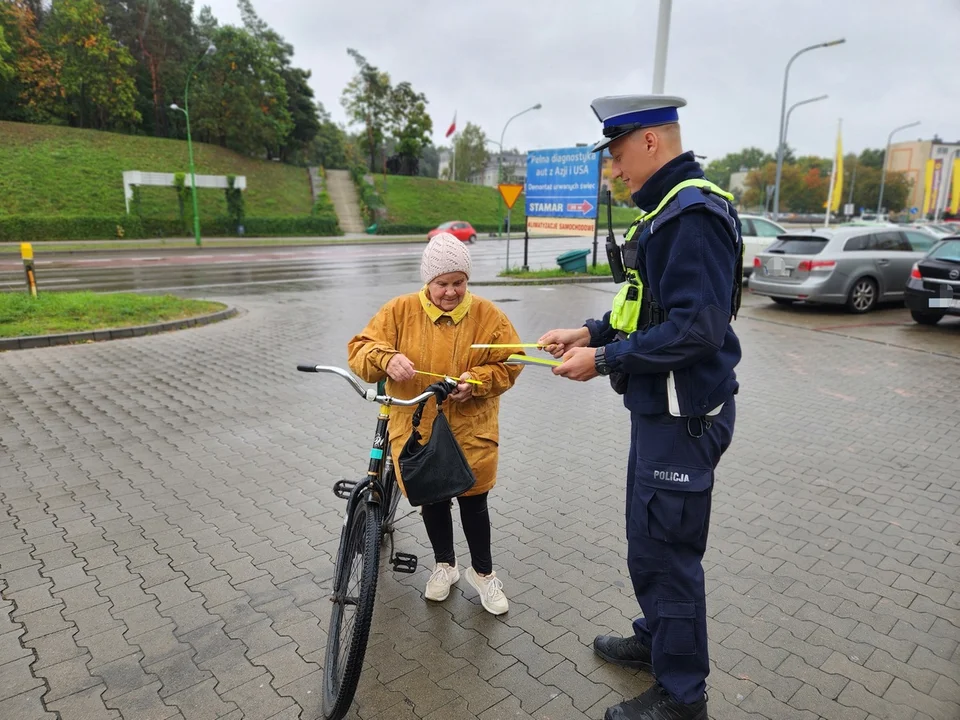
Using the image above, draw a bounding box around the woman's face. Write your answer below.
[427,272,468,311]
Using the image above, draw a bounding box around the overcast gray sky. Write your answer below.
[202,0,959,162]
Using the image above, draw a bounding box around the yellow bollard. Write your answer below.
[21,242,37,297]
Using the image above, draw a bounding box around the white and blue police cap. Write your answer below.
[590,95,687,153]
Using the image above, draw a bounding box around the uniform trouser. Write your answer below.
[625,398,735,705]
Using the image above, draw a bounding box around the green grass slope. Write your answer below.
[0,121,313,219]
[371,174,639,234]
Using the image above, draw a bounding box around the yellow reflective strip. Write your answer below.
[414,370,483,385]
[504,354,561,367]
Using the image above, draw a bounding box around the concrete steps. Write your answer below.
[324,169,366,233]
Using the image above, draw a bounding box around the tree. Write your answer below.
[309,101,348,169]
[743,161,805,212]
[36,0,141,129]
[188,24,292,156]
[418,143,439,178]
[389,81,432,175]
[858,148,885,170]
[103,0,201,137]
[449,122,488,182]
[849,165,912,213]
[704,146,773,190]
[341,48,392,170]
[237,0,318,162]
[0,1,61,123]
[0,25,14,82]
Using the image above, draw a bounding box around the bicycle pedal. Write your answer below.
[333,480,357,499]
[390,552,418,574]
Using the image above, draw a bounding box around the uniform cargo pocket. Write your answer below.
[637,461,712,545]
[658,600,697,655]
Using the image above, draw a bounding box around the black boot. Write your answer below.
[605,684,707,720]
[593,634,653,671]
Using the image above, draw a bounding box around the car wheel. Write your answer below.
[468,234,476,244]
[910,310,945,325]
[846,277,878,313]
[771,297,795,306]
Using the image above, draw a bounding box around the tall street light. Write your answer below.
[497,103,541,236]
[171,43,216,247]
[877,121,921,215]
[772,38,845,220]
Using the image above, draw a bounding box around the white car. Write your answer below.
[738,214,787,277]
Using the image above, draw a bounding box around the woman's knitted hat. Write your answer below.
[420,232,472,284]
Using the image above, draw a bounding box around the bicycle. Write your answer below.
[296,364,458,720]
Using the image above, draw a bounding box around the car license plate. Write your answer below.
[767,267,790,277]
[951,299,960,310]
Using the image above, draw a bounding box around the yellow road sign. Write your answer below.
[498,184,524,210]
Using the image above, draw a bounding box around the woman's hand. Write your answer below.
[448,372,475,402]
[537,327,591,358]
[385,353,416,382]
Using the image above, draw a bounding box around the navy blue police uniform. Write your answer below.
[583,96,743,720]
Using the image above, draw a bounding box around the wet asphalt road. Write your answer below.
[0,236,602,294]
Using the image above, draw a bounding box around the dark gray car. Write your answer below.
[747,226,940,313]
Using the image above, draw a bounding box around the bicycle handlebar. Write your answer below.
[297,364,456,406]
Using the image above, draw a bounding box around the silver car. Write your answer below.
[748,226,940,313]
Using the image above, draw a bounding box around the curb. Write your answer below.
[0,306,238,352]
[472,276,614,287]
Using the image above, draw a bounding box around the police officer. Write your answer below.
[539,95,743,720]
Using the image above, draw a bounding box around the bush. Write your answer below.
[0,214,342,241]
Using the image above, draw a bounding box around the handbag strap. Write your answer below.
[411,395,445,429]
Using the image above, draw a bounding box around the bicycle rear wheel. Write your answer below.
[322,499,382,720]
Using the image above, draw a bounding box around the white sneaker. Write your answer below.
[464,567,509,615]
[425,562,459,601]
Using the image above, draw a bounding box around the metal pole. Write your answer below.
[522,223,529,272]
[497,104,541,236]
[772,39,845,220]
[652,0,672,93]
[505,209,511,271]
[592,154,603,268]
[877,121,921,215]
[181,45,215,247]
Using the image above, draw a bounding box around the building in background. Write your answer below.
[885,137,960,216]
[436,149,527,187]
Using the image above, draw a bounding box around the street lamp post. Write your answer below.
[171,44,216,247]
[877,121,920,216]
[652,0,672,93]
[772,38,845,220]
[497,103,541,236]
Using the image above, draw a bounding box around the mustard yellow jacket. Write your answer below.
[347,289,524,497]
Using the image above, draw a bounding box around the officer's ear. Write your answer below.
[642,130,659,156]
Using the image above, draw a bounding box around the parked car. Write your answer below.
[739,214,787,277]
[427,221,477,243]
[904,235,960,325]
[901,222,955,239]
[748,226,941,313]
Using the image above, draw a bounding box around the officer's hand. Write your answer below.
[538,327,590,358]
[552,346,598,381]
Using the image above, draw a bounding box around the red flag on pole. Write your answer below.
[445,111,457,138]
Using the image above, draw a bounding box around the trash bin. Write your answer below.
[556,249,590,273]
[365,223,378,234]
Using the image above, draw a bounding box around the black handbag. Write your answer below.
[398,385,477,507]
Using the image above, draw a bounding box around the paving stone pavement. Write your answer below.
[1,280,959,720]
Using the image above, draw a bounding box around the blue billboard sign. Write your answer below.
[525,147,602,219]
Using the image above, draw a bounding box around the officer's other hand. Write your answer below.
[537,327,590,358]
[386,353,416,382]
[552,346,598,381]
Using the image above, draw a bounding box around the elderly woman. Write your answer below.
[347,233,524,615]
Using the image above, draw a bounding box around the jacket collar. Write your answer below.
[630,151,704,212]
[419,286,472,324]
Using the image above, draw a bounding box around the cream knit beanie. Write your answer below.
[420,232,473,284]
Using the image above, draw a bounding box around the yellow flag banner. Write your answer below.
[830,124,844,213]
[950,158,960,214]
[922,159,935,215]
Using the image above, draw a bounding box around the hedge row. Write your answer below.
[374,222,515,236]
[0,214,342,242]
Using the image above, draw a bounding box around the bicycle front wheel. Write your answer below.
[322,500,382,720]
